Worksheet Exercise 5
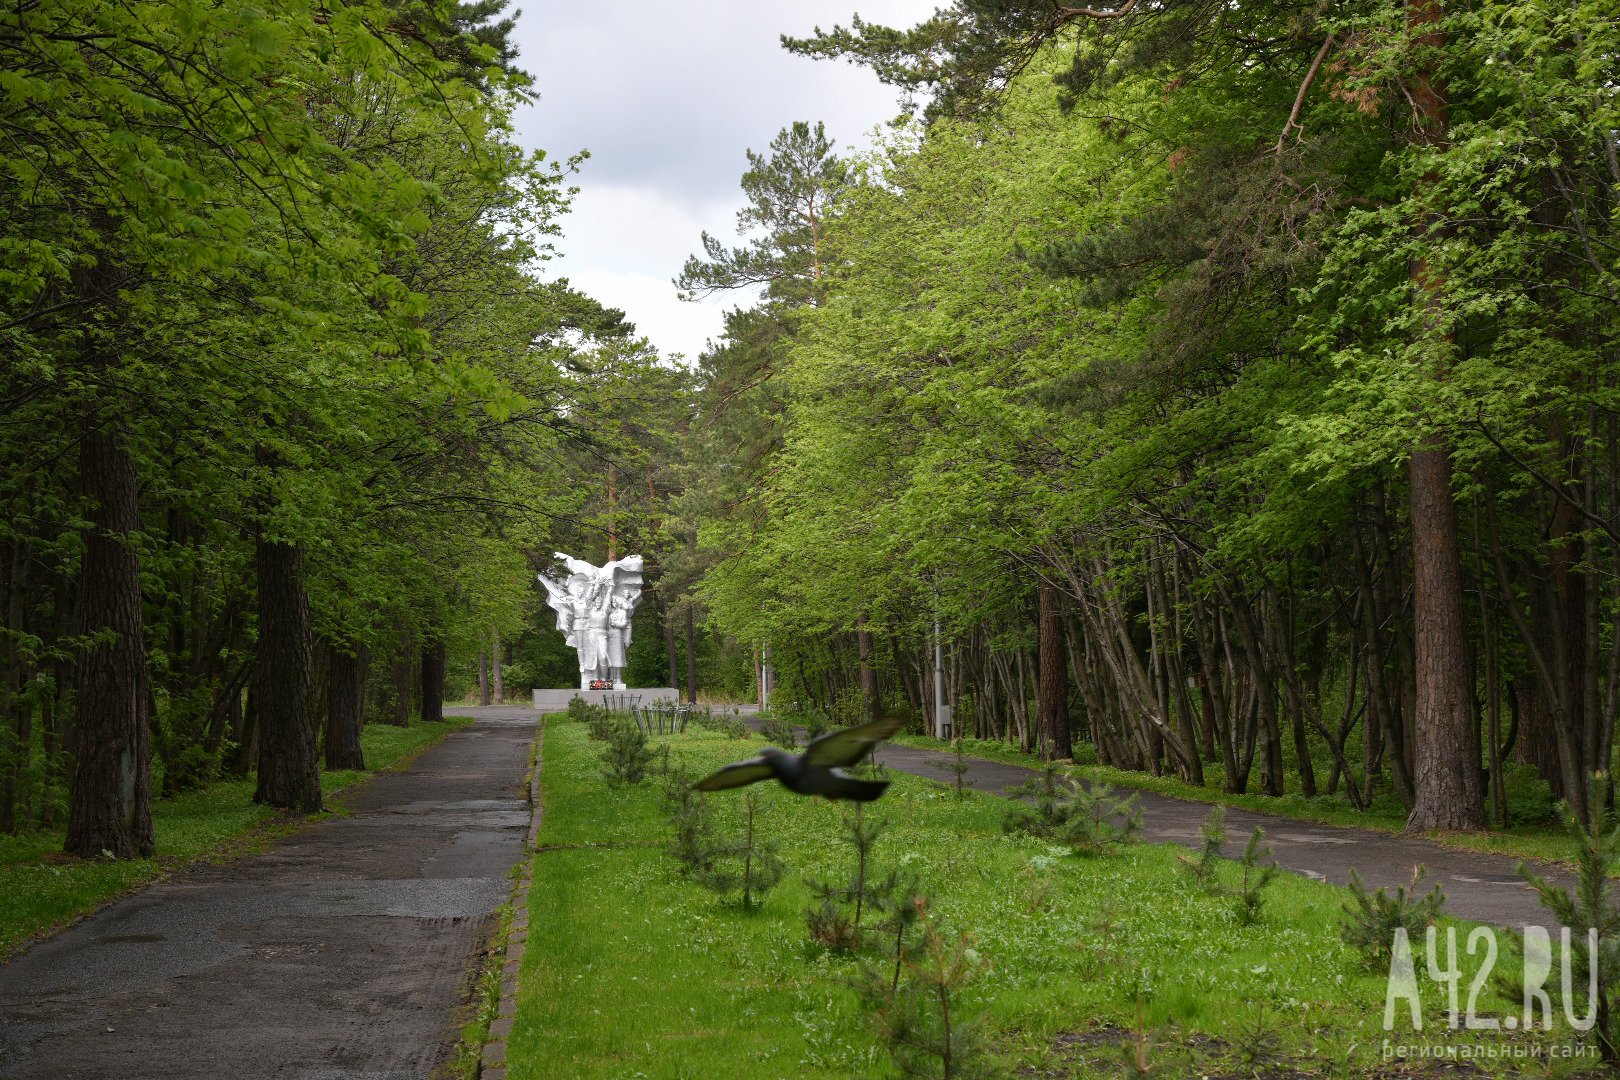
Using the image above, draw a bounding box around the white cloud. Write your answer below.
[558,266,743,364]
[508,0,937,359]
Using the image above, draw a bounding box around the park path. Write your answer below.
[866,741,1572,929]
[0,709,537,1080]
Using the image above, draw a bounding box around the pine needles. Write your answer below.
[1339,865,1447,968]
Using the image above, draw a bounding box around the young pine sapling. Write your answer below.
[805,803,889,951]
[927,737,975,799]
[1228,827,1278,925]
[858,899,995,1080]
[1340,865,1447,969]
[1060,780,1142,857]
[1178,805,1226,889]
[602,720,656,786]
[696,789,786,910]
[1519,774,1620,1062]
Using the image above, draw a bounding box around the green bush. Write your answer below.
[1503,764,1558,826]
[602,721,656,785]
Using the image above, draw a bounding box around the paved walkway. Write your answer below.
[867,742,1570,929]
[0,711,537,1080]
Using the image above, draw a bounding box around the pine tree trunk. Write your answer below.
[664,596,680,695]
[420,638,445,723]
[478,651,490,706]
[66,424,155,858]
[390,623,411,727]
[325,645,366,771]
[491,628,504,703]
[685,606,698,705]
[1037,582,1071,761]
[856,618,878,722]
[1406,442,1485,830]
[253,538,321,812]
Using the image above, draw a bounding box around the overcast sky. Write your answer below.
[507,0,937,361]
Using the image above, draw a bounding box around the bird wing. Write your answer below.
[803,714,905,768]
[692,758,777,792]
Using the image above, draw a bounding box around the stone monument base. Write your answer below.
[530,687,680,712]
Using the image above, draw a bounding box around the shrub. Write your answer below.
[1178,805,1226,888]
[1060,780,1142,856]
[1520,775,1620,1063]
[1503,764,1558,826]
[1002,764,1070,837]
[1340,865,1446,968]
[694,790,786,910]
[1228,827,1278,925]
[601,720,655,786]
[927,737,975,799]
[856,899,995,1080]
[664,767,719,874]
[805,804,891,951]
[759,715,799,750]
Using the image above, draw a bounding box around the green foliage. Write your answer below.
[805,804,890,951]
[1003,767,1140,856]
[601,722,656,787]
[1339,866,1447,969]
[1226,828,1279,926]
[521,721,1518,1079]
[1001,764,1069,837]
[693,790,787,910]
[1178,805,1226,889]
[1504,765,1559,827]
[664,771,718,876]
[1520,775,1620,1061]
[855,900,995,1080]
[1061,781,1143,858]
[759,715,800,751]
[927,737,975,799]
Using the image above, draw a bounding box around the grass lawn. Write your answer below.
[891,734,1588,869]
[510,720,1600,1078]
[0,715,471,957]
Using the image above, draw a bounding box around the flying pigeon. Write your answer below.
[692,715,905,802]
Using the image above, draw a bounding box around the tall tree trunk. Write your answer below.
[66,424,155,858]
[1407,444,1485,830]
[856,617,879,722]
[390,622,412,727]
[1402,0,1484,833]
[491,627,504,703]
[478,651,491,706]
[1037,582,1071,761]
[685,605,698,704]
[1,539,26,832]
[664,595,681,694]
[420,638,445,724]
[254,538,321,812]
[325,644,366,771]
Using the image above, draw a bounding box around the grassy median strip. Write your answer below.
[507,720,1574,1079]
[0,715,472,957]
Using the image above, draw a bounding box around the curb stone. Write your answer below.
[479,720,544,1080]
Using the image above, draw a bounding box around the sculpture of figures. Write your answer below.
[537,553,645,690]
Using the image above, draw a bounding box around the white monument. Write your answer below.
[538,552,645,690]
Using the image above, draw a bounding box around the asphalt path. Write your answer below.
[743,711,1571,928]
[0,710,537,1080]
[866,741,1573,929]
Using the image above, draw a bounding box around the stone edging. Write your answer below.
[479,720,544,1080]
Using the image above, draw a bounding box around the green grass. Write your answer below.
[892,734,1587,869]
[0,715,471,956]
[510,721,1597,1078]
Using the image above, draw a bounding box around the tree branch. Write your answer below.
[1274,34,1334,154]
